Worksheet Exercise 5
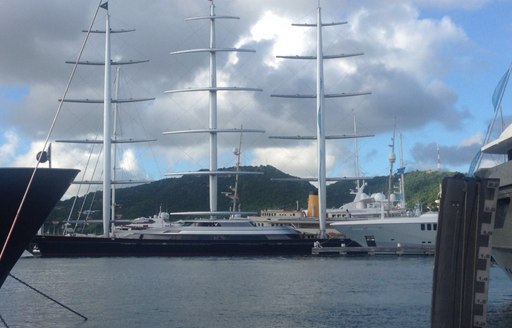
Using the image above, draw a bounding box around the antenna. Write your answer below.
[436,143,441,171]
[387,118,396,212]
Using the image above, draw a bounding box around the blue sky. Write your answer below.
[1,0,512,196]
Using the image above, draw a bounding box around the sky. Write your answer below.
[1,0,512,197]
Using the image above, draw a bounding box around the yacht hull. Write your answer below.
[0,168,79,287]
[330,215,438,249]
[32,235,344,257]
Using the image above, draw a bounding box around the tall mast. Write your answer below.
[111,67,121,235]
[58,3,155,236]
[353,113,360,189]
[270,3,370,238]
[399,133,405,209]
[232,127,243,212]
[209,3,218,214]
[436,143,441,171]
[102,12,112,237]
[165,1,264,218]
[387,121,396,213]
[315,6,327,238]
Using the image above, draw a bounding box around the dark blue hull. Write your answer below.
[32,235,345,257]
[0,168,79,287]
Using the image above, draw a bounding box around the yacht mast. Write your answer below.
[111,67,121,235]
[315,6,328,238]
[387,122,396,213]
[165,1,264,218]
[232,128,243,212]
[270,4,370,238]
[399,133,406,209]
[354,113,360,189]
[58,3,155,236]
[102,12,112,237]
[208,2,218,214]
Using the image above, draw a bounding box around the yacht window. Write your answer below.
[365,235,376,247]
[433,224,437,231]
[421,224,425,231]
[427,224,432,231]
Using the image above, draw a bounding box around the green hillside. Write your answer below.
[47,165,455,233]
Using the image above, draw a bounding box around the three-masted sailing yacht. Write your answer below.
[34,2,343,257]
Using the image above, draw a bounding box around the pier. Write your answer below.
[311,244,435,256]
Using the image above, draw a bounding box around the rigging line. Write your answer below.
[0,0,104,262]
[79,150,104,234]
[71,141,103,233]
[67,137,100,228]
[8,273,88,321]
[0,313,9,328]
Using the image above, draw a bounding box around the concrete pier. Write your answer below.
[311,245,435,256]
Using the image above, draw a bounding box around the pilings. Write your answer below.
[431,176,499,328]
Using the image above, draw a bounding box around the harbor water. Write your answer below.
[1,256,512,327]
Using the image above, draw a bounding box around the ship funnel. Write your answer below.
[307,191,319,218]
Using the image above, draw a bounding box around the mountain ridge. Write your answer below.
[47,165,455,233]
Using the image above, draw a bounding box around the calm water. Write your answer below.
[1,256,512,328]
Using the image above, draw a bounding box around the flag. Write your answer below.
[492,69,510,110]
[396,167,406,175]
[100,2,108,10]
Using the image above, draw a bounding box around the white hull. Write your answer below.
[330,213,437,248]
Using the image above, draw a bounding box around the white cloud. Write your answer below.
[460,133,484,147]
[251,143,338,178]
[119,148,140,173]
[0,0,500,179]
[413,0,490,10]
[0,130,19,164]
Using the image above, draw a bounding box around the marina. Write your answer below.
[30,2,345,257]
[2,1,512,327]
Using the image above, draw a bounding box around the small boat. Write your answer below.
[0,167,78,287]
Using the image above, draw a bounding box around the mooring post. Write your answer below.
[431,176,499,327]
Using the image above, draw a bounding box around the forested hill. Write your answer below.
[48,165,455,223]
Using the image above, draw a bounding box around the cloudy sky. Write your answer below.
[1,0,511,195]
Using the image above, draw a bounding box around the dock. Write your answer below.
[311,245,435,256]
